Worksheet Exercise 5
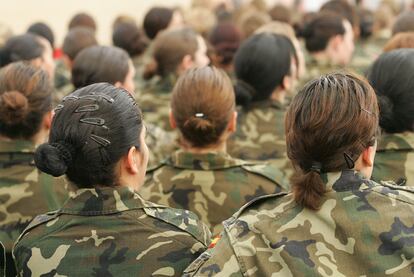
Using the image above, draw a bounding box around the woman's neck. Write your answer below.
[180,140,227,154]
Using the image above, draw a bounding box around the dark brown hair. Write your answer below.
[143,7,174,40]
[62,27,98,61]
[285,72,379,210]
[112,22,148,57]
[171,66,235,148]
[0,62,53,139]
[68,12,97,32]
[301,11,346,52]
[143,28,199,80]
[72,46,130,89]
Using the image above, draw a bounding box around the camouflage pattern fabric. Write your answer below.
[54,59,71,90]
[372,132,414,185]
[0,140,68,252]
[141,150,289,235]
[132,55,146,95]
[299,57,346,90]
[138,74,176,131]
[184,170,414,276]
[13,186,211,276]
[228,99,290,162]
[351,37,385,76]
[145,123,179,169]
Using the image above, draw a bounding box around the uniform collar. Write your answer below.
[248,98,286,110]
[147,73,177,94]
[323,170,374,191]
[377,132,414,152]
[165,150,247,170]
[60,186,160,215]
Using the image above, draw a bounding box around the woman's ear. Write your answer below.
[227,111,238,133]
[169,109,177,129]
[43,111,53,130]
[125,146,140,174]
[362,145,376,167]
[180,54,194,72]
[281,75,292,91]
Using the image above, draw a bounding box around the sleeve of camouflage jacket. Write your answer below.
[183,232,243,276]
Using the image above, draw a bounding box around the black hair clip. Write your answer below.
[75,104,99,113]
[62,95,79,101]
[344,152,355,169]
[90,134,111,147]
[54,104,64,112]
[80,118,105,126]
[79,94,114,103]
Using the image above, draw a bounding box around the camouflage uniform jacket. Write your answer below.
[141,150,289,235]
[372,131,414,185]
[228,99,289,161]
[0,140,68,252]
[184,169,414,276]
[54,59,71,90]
[138,74,176,131]
[13,186,211,276]
[300,57,346,89]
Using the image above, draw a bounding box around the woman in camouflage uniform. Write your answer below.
[184,73,414,276]
[141,67,289,235]
[368,49,414,184]
[13,83,211,276]
[0,62,67,276]
[227,33,298,176]
[140,28,210,131]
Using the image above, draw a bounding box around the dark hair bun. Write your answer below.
[234,81,254,108]
[34,142,73,177]
[0,90,29,124]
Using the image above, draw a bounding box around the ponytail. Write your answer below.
[291,170,326,210]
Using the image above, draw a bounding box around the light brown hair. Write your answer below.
[0,62,53,139]
[143,28,199,80]
[285,72,379,210]
[384,32,414,52]
[171,66,235,148]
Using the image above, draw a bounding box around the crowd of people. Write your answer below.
[0,0,414,276]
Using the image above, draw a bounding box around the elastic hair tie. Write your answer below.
[50,141,75,166]
[309,161,323,174]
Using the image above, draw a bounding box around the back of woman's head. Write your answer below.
[367,48,414,133]
[286,72,379,210]
[27,22,55,49]
[234,33,294,107]
[209,22,241,66]
[34,83,143,188]
[112,22,148,57]
[171,66,235,148]
[0,62,52,139]
[68,12,97,32]
[72,45,130,89]
[62,27,98,61]
[0,33,44,67]
[143,28,199,80]
[143,7,174,40]
[300,11,345,52]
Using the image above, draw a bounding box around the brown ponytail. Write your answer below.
[171,66,235,148]
[285,72,379,210]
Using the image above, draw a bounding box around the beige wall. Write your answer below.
[2,0,191,45]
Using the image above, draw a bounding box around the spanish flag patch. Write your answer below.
[208,235,221,249]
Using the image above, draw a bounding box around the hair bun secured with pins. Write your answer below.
[0,90,29,124]
[34,142,74,177]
